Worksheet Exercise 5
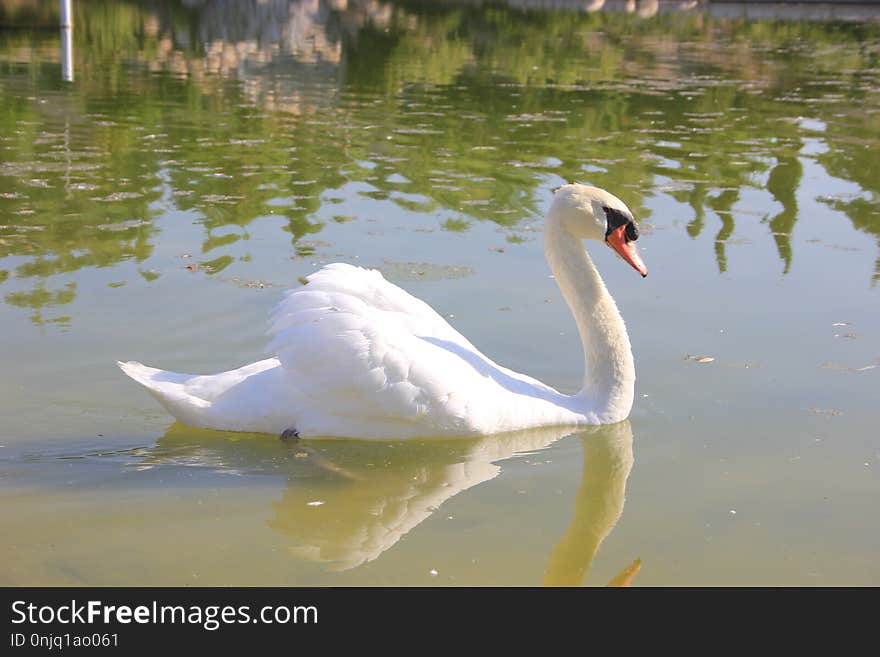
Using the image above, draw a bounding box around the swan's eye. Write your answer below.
[603,206,638,241]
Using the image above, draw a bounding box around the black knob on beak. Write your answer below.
[625,221,639,242]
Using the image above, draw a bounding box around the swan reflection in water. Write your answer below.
[145,420,637,586]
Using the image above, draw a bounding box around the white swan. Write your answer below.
[119,184,647,439]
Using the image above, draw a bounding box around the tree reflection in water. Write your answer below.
[1,0,879,326]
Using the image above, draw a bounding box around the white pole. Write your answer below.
[60,0,73,82]
[59,0,72,29]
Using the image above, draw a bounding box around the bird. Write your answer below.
[119,184,647,439]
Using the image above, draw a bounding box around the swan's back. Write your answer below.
[269,263,466,347]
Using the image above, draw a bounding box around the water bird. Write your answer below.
[119,184,647,439]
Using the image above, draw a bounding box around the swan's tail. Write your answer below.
[117,360,211,426]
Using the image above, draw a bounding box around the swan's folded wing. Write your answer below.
[265,264,486,435]
[271,263,460,337]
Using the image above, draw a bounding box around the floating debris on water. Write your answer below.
[92,191,143,202]
[218,277,274,289]
[306,501,324,507]
[95,219,151,232]
[378,259,474,282]
[504,113,567,123]
[684,355,714,363]
[201,194,242,203]
[807,407,843,416]
[820,362,877,373]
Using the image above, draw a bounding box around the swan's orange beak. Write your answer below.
[606,224,648,277]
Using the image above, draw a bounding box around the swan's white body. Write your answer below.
[120,185,644,439]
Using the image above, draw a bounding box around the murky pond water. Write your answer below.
[1,0,878,586]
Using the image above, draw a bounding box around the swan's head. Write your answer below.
[550,184,648,277]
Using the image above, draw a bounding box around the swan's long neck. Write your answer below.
[544,214,635,422]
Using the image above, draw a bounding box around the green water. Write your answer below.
[1,0,878,586]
